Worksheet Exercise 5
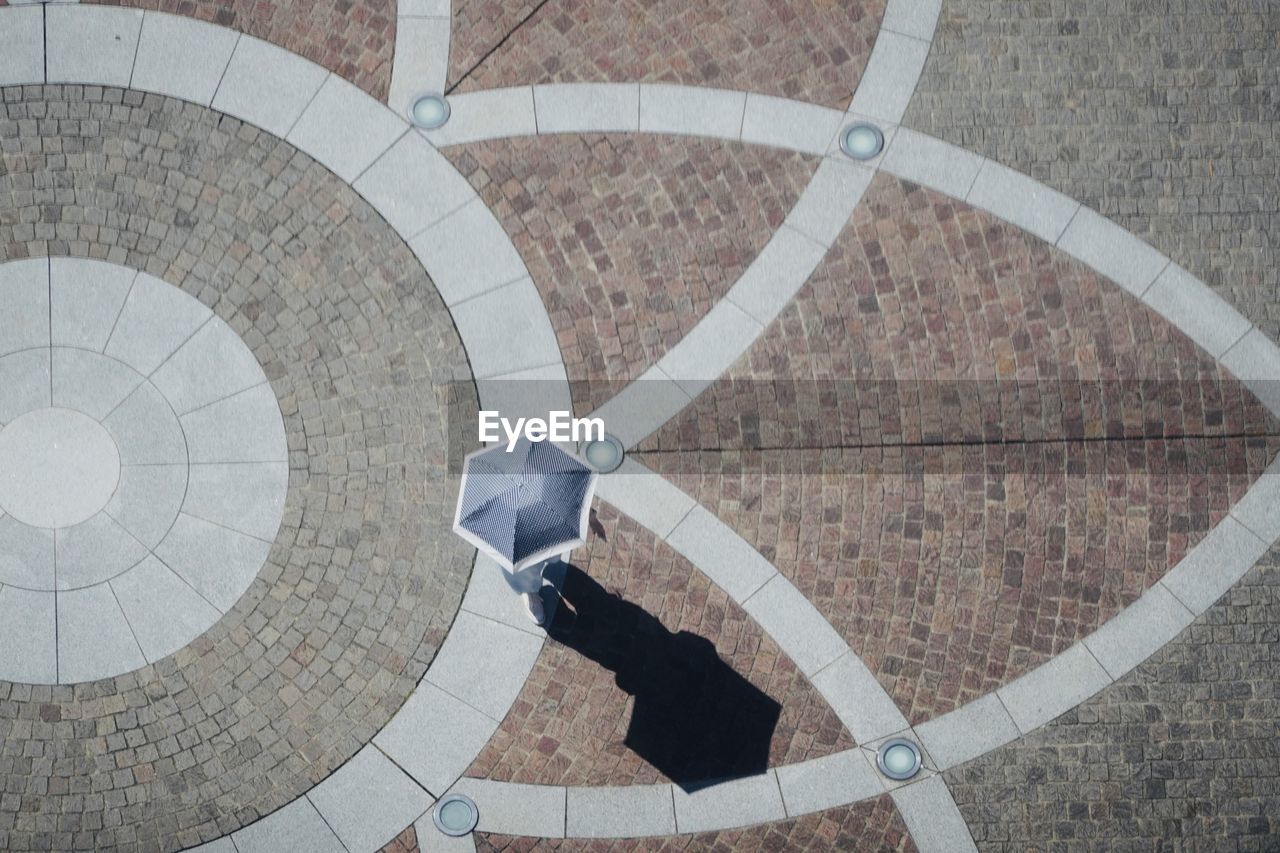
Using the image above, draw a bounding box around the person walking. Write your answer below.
[452,437,599,626]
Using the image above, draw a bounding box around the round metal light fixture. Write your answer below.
[432,793,479,837]
[409,93,450,129]
[839,122,885,161]
[876,738,922,780]
[581,433,625,474]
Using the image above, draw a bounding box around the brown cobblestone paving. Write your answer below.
[448,0,539,89]
[475,794,917,851]
[378,824,419,853]
[946,548,1280,851]
[464,501,854,787]
[444,135,817,414]
[645,438,1278,726]
[85,0,396,100]
[903,0,1280,343]
[449,0,886,108]
[642,174,1278,454]
[636,174,1280,725]
[0,86,475,852]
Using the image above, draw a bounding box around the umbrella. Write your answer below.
[453,437,599,571]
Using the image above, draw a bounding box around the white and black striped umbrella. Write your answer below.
[453,438,599,571]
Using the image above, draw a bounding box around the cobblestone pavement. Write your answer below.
[382,794,916,851]
[642,174,1278,453]
[903,0,1280,342]
[449,0,885,107]
[464,501,853,786]
[444,135,817,414]
[645,439,1277,726]
[0,85,475,851]
[86,0,396,99]
[638,173,1280,724]
[946,547,1280,851]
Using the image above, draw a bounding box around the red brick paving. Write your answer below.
[86,0,395,99]
[450,0,886,109]
[475,795,917,851]
[444,135,817,414]
[381,795,915,852]
[464,501,853,787]
[635,174,1280,725]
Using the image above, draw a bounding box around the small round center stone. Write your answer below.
[0,407,121,529]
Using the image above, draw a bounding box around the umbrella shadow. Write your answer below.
[540,565,781,792]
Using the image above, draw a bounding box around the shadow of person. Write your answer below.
[543,565,781,792]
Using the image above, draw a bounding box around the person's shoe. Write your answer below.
[522,592,547,626]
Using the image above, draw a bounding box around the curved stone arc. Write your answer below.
[420,83,848,155]
[216,548,553,853]
[409,85,890,447]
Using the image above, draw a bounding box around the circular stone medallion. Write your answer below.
[0,257,289,685]
[0,408,121,528]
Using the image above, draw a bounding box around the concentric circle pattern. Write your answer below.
[0,257,287,685]
[0,84,476,851]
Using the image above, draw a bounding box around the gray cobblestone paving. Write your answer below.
[945,546,1280,852]
[903,0,1280,341]
[0,85,476,852]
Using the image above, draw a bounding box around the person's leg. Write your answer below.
[502,560,550,624]
[502,562,545,595]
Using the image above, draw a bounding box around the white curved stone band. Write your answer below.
[0,257,287,685]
